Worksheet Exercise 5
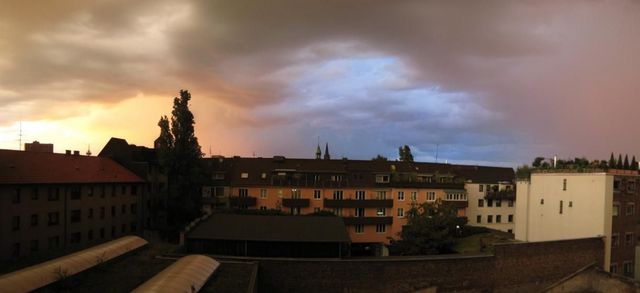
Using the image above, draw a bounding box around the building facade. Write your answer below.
[515,170,639,279]
[0,148,146,261]
[465,181,516,233]
[201,156,514,255]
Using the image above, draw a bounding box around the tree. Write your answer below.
[372,154,388,161]
[624,155,630,170]
[389,200,466,255]
[532,157,545,168]
[609,153,616,168]
[632,156,638,170]
[158,90,203,239]
[516,164,532,179]
[617,154,623,169]
[398,145,414,162]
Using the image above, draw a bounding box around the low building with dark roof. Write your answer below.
[0,148,146,262]
[185,214,350,258]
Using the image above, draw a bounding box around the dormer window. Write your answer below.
[376,174,390,183]
[240,172,249,179]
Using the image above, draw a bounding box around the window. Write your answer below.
[355,208,365,217]
[478,199,484,207]
[70,232,82,244]
[479,185,484,192]
[496,215,502,223]
[291,207,300,215]
[333,208,343,216]
[559,200,563,214]
[508,215,513,223]
[331,175,343,182]
[624,261,634,275]
[488,199,493,207]
[488,215,493,223]
[121,204,126,214]
[130,222,137,232]
[121,185,126,195]
[376,191,387,200]
[71,186,81,200]
[355,190,365,200]
[48,236,60,249]
[397,191,405,201]
[88,186,94,197]
[569,201,573,207]
[30,240,39,252]
[48,212,59,226]
[260,189,268,198]
[88,230,94,241]
[238,188,249,197]
[71,210,82,223]
[355,225,364,234]
[100,228,105,239]
[375,174,390,183]
[628,180,637,192]
[397,208,404,218]
[121,224,126,233]
[313,175,321,182]
[131,185,138,195]
[240,172,249,179]
[410,192,417,201]
[31,187,39,200]
[612,233,620,247]
[111,206,116,217]
[12,216,20,231]
[508,200,514,207]
[613,203,620,216]
[30,214,38,226]
[333,190,344,200]
[101,186,106,198]
[496,200,502,207]
[376,208,386,216]
[131,204,137,215]
[426,192,436,201]
[261,173,267,179]
[476,215,481,223]
[12,188,21,204]
[562,178,567,191]
[614,179,621,191]
[627,203,635,216]
[88,208,94,219]
[100,207,105,219]
[376,224,386,233]
[610,263,618,274]
[291,189,301,199]
[540,198,544,205]
[48,187,60,201]
[12,243,20,257]
[111,226,116,237]
[507,229,513,233]
[260,206,267,211]
[111,185,117,197]
[626,233,635,246]
[313,190,322,199]
[314,207,320,213]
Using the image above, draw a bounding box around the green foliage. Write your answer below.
[632,156,638,170]
[532,157,545,168]
[624,155,630,169]
[157,90,204,239]
[398,145,414,162]
[516,164,532,179]
[609,153,616,168]
[617,154,623,169]
[389,200,466,255]
[372,154,388,161]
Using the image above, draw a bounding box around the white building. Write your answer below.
[466,181,516,233]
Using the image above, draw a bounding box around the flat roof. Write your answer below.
[187,214,350,243]
[131,255,219,293]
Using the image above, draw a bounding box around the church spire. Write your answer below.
[324,142,331,160]
[315,143,322,160]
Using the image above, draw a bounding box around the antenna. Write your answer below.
[209,145,212,157]
[86,144,92,156]
[435,144,439,163]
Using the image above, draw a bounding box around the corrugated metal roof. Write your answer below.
[131,255,219,293]
[0,236,148,293]
[0,149,144,184]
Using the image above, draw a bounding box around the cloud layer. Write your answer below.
[2,0,640,166]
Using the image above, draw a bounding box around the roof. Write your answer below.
[0,149,145,184]
[187,214,350,243]
[453,165,515,183]
[0,236,148,293]
[131,255,219,293]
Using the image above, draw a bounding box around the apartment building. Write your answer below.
[0,148,146,261]
[463,173,516,233]
[201,156,514,255]
[516,169,639,279]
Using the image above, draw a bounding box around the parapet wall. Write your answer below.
[256,237,604,293]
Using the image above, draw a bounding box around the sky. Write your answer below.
[1,0,640,167]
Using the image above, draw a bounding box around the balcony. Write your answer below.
[282,198,310,207]
[485,190,516,201]
[443,200,468,209]
[324,199,394,208]
[229,196,257,207]
[342,216,393,225]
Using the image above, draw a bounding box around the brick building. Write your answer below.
[516,169,640,279]
[0,147,146,261]
[201,156,514,255]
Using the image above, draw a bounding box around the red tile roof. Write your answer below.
[0,149,144,184]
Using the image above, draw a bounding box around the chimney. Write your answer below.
[73,150,80,156]
[65,150,71,155]
[553,155,557,168]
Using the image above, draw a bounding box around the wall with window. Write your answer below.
[465,182,515,233]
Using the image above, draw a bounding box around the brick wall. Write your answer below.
[255,237,604,293]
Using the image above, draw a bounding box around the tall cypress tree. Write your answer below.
[624,155,630,170]
[609,153,616,168]
[632,156,638,170]
[617,154,623,169]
